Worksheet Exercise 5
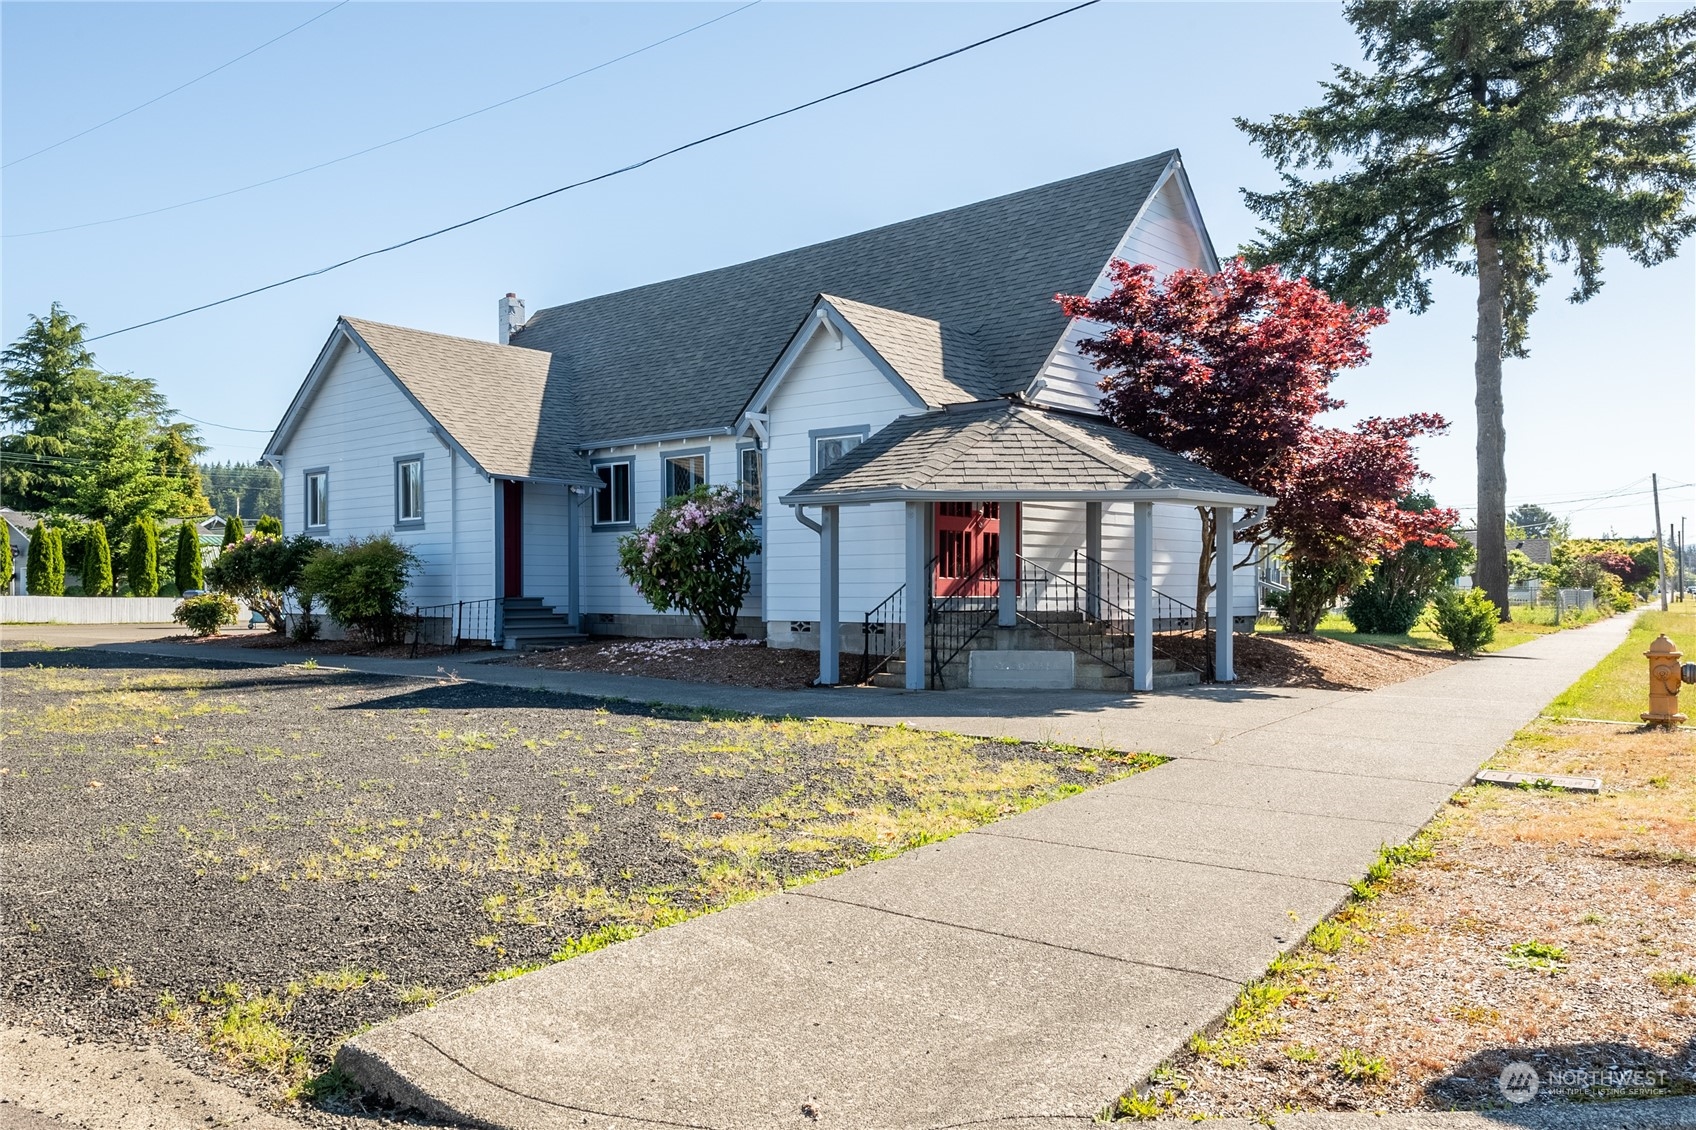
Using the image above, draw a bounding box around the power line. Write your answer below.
[86,0,1102,343]
[2,2,350,170]
[5,1,763,239]
[171,412,275,435]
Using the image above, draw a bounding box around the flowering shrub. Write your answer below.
[204,532,320,632]
[617,485,760,640]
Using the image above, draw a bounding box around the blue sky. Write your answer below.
[3,1,1691,538]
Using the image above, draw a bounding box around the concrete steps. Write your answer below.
[869,655,1200,693]
[501,598,584,650]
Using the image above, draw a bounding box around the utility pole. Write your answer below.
[1680,517,1687,602]
[1651,473,1668,612]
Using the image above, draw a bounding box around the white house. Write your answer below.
[264,150,1272,690]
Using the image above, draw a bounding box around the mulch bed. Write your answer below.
[1158,630,1455,690]
[513,632,1453,692]
[511,637,872,689]
[178,630,472,660]
[0,645,1129,1103]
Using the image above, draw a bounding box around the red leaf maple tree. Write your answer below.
[1058,259,1455,628]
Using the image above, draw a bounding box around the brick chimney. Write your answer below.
[498,293,526,345]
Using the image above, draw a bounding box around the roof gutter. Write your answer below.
[779,487,1277,508]
[578,426,734,452]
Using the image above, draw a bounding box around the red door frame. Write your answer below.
[933,502,1017,597]
[502,480,523,597]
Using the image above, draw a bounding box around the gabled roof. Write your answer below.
[510,151,1181,444]
[820,295,999,406]
[780,399,1272,506]
[269,318,598,485]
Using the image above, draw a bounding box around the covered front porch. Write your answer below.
[780,400,1274,692]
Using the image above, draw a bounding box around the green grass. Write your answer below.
[1256,600,1610,655]
[1544,605,1695,721]
[1505,939,1568,974]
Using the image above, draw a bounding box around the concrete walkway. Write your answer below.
[74,619,1645,1129]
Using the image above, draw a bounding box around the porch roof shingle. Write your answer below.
[779,400,1272,506]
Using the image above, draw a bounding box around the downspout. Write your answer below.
[791,504,823,534]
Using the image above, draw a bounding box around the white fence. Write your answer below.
[1,595,185,624]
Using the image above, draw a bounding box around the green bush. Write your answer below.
[25,527,65,596]
[300,535,420,644]
[1268,557,1369,634]
[220,515,243,547]
[1429,587,1498,656]
[0,521,10,594]
[173,523,204,593]
[81,522,113,596]
[254,515,282,537]
[172,592,240,636]
[617,485,761,640]
[206,532,320,633]
[126,518,159,597]
[1346,587,1428,635]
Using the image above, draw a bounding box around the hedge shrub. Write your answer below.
[173,593,240,636]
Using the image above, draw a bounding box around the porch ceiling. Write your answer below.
[779,399,1274,509]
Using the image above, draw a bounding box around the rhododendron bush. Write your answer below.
[617,485,761,640]
[1060,259,1452,632]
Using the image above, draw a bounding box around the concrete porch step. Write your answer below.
[870,655,1196,692]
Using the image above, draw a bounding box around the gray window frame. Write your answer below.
[659,447,709,502]
[393,454,425,528]
[591,458,634,528]
[736,441,763,509]
[809,425,871,475]
[303,468,330,531]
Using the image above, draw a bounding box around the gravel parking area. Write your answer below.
[0,644,1154,1105]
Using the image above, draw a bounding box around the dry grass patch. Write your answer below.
[1110,607,1696,1120]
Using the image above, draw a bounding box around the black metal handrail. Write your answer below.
[927,555,1000,688]
[410,598,497,656]
[861,583,905,684]
[1018,552,1213,679]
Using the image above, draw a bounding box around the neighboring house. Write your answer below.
[264,151,1272,689]
[1,508,35,594]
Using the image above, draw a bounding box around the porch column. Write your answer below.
[904,501,927,690]
[566,489,582,629]
[997,500,1018,628]
[818,505,840,685]
[1214,506,1236,683]
[1133,501,1154,692]
[1085,501,1103,619]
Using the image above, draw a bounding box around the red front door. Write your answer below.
[934,502,1013,597]
[502,480,523,597]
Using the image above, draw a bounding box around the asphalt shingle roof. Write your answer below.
[341,318,597,484]
[780,400,1269,504]
[819,295,999,406]
[508,152,1178,443]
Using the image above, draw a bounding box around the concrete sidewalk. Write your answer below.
[80,619,1643,1129]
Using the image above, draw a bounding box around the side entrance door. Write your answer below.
[933,502,1013,597]
[502,480,523,597]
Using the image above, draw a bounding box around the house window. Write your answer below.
[739,446,762,508]
[663,452,706,500]
[304,470,329,530]
[593,460,632,526]
[395,456,424,525]
[812,428,867,474]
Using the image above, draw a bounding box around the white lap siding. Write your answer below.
[763,331,925,626]
[520,481,572,613]
[1031,173,1213,415]
[274,341,494,607]
[576,433,758,625]
[1020,501,1256,620]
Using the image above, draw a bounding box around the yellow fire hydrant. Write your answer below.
[1641,634,1689,728]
